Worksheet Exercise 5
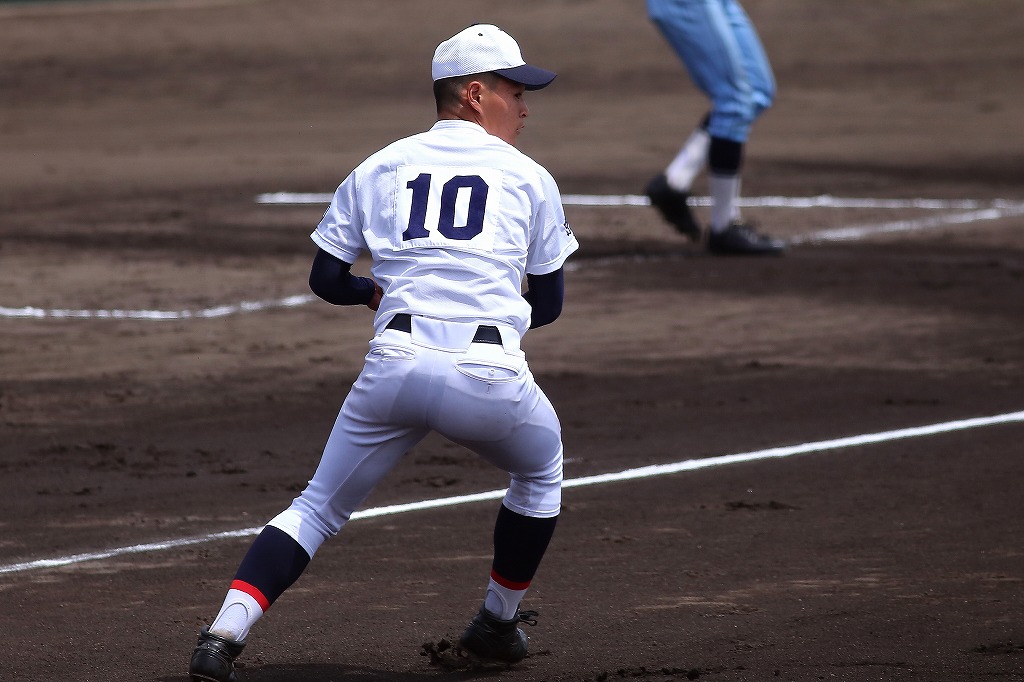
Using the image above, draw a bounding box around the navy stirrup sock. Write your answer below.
[232,525,312,608]
[491,503,558,585]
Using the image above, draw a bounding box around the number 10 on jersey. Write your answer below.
[398,166,502,244]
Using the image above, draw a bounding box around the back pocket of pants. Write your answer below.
[369,344,416,361]
[455,358,522,383]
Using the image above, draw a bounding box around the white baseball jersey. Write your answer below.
[312,119,578,336]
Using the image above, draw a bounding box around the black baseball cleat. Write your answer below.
[458,607,538,664]
[707,221,785,255]
[189,626,246,682]
[644,173,702,241]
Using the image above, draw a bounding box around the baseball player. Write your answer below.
[644,0,785,255]
[188,24,578,682]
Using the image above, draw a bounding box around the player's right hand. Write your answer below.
[368,281,384,311]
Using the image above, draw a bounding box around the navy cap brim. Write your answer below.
[493,64,557,90]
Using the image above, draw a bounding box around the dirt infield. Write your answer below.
[2,1,1023,680]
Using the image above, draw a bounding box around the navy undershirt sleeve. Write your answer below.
[523,268,565,329]
[308,248,375,305]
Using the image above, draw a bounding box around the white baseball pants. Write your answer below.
[267,316,564,558]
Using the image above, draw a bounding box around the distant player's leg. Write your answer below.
[705,0,783,254]
[727,0,776,120]
[648,0,782,254]
[645,0,719,240]
[647,0,765,243]
[665,111,711,196]
[645,111,710,240]
[707,136,743,230]
[661,0,752,229]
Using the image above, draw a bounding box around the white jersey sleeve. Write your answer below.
[311,171,365,264]
[526,167,576,276]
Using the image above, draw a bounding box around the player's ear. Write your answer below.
[466,80,485,112]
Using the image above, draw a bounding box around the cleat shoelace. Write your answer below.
[517,610,539,626]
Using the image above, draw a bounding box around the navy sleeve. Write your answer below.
[308,248,376,306]
[523,268,565,329]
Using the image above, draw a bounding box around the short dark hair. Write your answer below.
[433,72,503,113]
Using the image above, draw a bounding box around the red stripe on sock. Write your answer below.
[490,569,531,591]
[230,579,271,611]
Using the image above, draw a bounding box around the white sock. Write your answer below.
[665,127,710,192]
[708,173,742,231]
[210,588,265,642]
[483,578,527,621]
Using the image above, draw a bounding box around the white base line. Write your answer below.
[255,192,1014,211]
[0,294,315,321]
[3,409,1021,576]
[4,194,1022,321]
[790,204,1024,245]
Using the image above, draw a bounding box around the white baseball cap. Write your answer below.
[432,24,557,91]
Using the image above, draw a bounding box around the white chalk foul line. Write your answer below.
[0,294,316,321]
[790,204,1024,245]
[4,194,1022,321]
[255,192,1000,210]
[2,409,1021,576]
[257,192,1024,244]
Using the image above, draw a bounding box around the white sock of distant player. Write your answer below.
[665,126,710,192]
[209,588,264,641]
[708,173,742,232]
[484,578,527,620]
